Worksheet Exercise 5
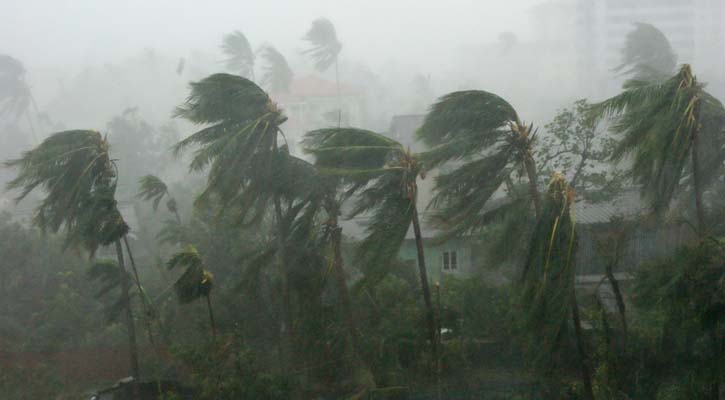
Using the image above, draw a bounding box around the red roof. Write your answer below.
[272,75,359,101]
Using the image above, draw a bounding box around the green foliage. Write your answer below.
[221,30,256,79]
[167,245,213,304]
[302,18,342,72]
[417,90,539,239]
[137,174,170,211]
[590,65,725,214]
[4,129,128,254]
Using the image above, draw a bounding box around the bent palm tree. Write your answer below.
[137,174,181,224]
[520,174,593,399]
[616,22,677,81]
[167,245,216,338]
[590,64,725,237]
[417,90,542,241]
[0,55,32,124]
[4,130,140,379]
[221,30,256,80]
[304,127,439,366]
[259,45,294,94]
[303,18,343,126]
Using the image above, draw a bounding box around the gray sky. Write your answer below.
[1,0,545,70]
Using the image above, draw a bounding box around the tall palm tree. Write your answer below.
[4,130,140,379]
[221,30,256,80]
[167,245,216,339]
[520,174,593,400]
[304,127,439,366]
[590,64,725,237]
[303,18,343,126]
[417,90,542,240]
[259,45,294,94]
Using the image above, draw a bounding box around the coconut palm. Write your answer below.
[167,245,216,338]
[303,18,343,126]
[417,90,542,241]
[519,174,593,399]
[137,174,181,224]
[4,130,140,379]
[221,30,256,80]
[590,64,725,237]
[259,45,294,94]
[304,127,439,365]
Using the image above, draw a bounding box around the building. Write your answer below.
[530,0,725,97]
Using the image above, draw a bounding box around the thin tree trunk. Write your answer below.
[330,216,361,347]
[571,292,594,400]
[605,261,627,342]
[206,294,216,340]
[335,56,341,128]
[273,195,294,359]
[411,206,438,368]
[115,240,140,380]
[691,123,706,239]
[524,154,542,218]
[123,235,156,344]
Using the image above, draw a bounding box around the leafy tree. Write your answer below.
[518,174,594,399]
[303,18,343,126]
[304,127,439,370]
[538,99,626,202]
[590,64,725,237]
[167,245,216,339]
[417,90,542,242]
[4,130,141,379]
[259,45,294,94]
[221,30,256,80]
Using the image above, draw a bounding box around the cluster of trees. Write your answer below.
[1,22,723,399]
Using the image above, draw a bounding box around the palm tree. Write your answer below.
[304,127,439,366]
[303,18,343,126]
[417,90,542,240]
[590,64,725,237]
[519,174,593,399]
[137,174,181,224]
[4,130,140,379]
[0,54,40,143]
[259,45,294,94]
[167,245,216,339]
[616,22,677,81]
[175,73,319,358]
[221,30,256,80]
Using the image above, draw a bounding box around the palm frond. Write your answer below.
[616,22,676,80]
[167,245,213,304]
[259,45,294,94]
[87,259,134,322]
[136,174,168,211]
[417,90,519,161]
[0,54,31,122]
[4,129,128,253]
[302,18,342,72]
[221,30,255,78]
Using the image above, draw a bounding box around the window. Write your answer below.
[442,251,458,271]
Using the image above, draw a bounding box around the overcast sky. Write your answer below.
[1,0,546,70]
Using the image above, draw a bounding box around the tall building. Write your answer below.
[531,0,725,97]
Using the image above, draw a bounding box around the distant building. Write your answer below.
[271,75,365,155]
[530,0,725,96]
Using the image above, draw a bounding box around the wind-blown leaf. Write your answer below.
[167,245,213,304]
[259,45,294,93]
[616,23,677,81]
[137,174,168,211]
[221,30,255,79]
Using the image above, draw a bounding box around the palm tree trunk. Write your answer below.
[335,56,341,128]
[123,235,156,344]
[571,292,594,400]
[206,294,217,340]
[273,195,294,358]
[524,154,542,218]
[330,216,361,346]
[691,124,706,238]
[411,206,438,367]
[115,240,140,380]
